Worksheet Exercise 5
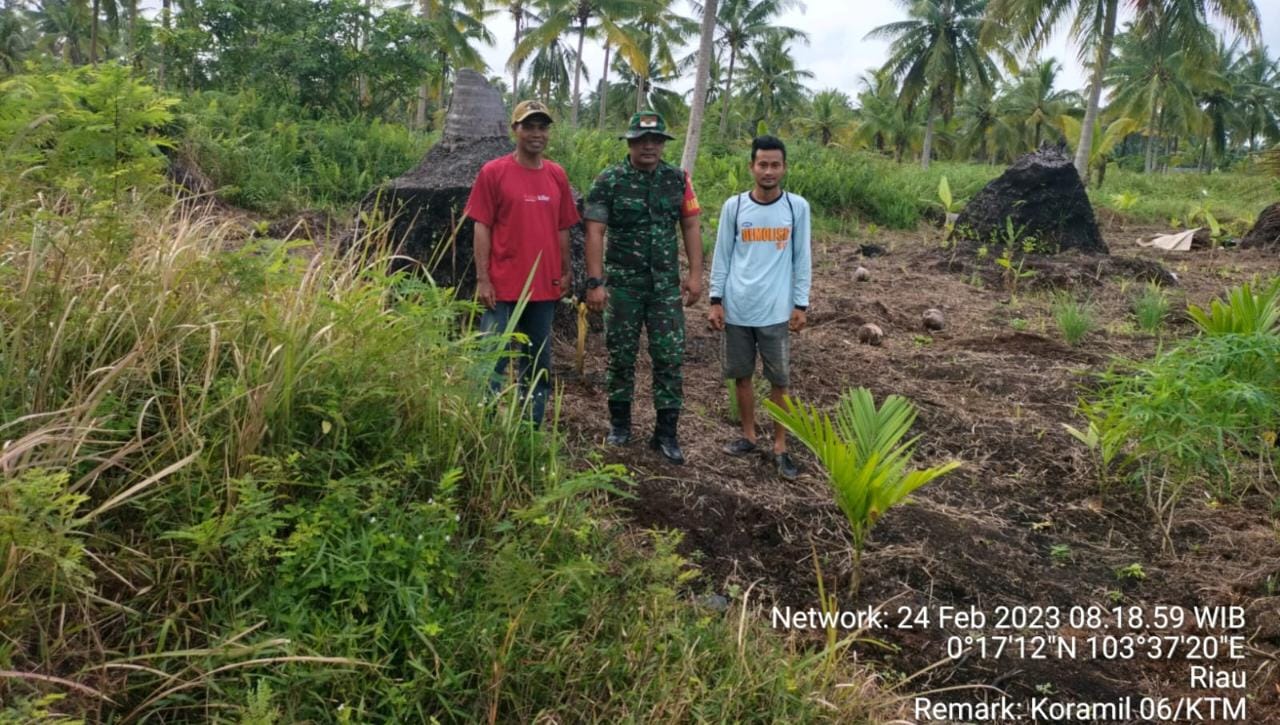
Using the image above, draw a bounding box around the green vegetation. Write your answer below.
[0,64,879,723]
[1132,283,1171,333]
[767,389,961,594]
[181,91,434,214]
[1075,279,1280,545]
[1186,277,1280,335]
[1051,294,1096,345]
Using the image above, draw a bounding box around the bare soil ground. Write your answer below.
[551,222,1280,722]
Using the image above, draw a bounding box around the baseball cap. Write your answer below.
[621,111,676,140]
[512,100,554,125]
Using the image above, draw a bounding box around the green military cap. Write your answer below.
[620,110,676,140]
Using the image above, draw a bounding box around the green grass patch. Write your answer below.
[1051,294,1096,345]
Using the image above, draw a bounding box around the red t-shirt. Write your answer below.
[465,155,582,302]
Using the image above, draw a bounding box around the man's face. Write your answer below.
[750,149,786,190]
[514,116,551,155]
[627,135,666,170]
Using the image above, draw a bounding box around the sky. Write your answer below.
[475,0,1280,104]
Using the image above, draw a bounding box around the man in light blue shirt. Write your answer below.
[707,136,812,480]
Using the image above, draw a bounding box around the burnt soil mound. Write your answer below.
[954,146,1108,255]
[1242,201,1280,249]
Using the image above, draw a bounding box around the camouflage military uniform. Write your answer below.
[584,158,690,410]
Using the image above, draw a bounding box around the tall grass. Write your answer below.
[1090,168,1277,226]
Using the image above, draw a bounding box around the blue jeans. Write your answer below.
[481,301,556,426]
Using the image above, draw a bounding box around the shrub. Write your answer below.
[1076,331,1280,544]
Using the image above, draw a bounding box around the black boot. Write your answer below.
[606,401,632,446]
[649,408,685,465]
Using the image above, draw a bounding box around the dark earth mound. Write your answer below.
[954,146,1108,255]
[1241,201,1280,249]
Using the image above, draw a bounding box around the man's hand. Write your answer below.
[707,304,725,331]
[789,308,807,332]
[587,285,607,313]
[558,270,572,299]
[477,279,497,309]
[681,275,702,307]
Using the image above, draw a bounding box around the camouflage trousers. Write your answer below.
[604,283,684,409]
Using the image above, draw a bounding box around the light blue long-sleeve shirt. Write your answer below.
[709,191,812,327]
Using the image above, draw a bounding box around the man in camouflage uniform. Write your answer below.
[584,111,704,464]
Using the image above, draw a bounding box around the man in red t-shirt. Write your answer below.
[465,100,582,427]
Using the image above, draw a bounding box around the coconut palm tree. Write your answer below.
[710,0,806,136]
[795,88,854,146]
[867,0,1006,170]
[607,53,687,121]
[1233,46,1280,153]
[999,58,1080,150]
[623,0,696,113]
[522,15,587,104]
[1106,19,1210,172]
[957,84,1020,162]
[411,0,493,129]
[33,0,90,65]
[515,0,639,126]
[854,68,921,162]
[495,0,539,100]
[1,6,34,74]
[1195,37,1243,168]
[680,0,718,172]
[738,33,812,132]
[985,0,1260,179]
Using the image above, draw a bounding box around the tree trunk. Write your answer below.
[1074,0,1118,180]
[357,0,372,110]
[158,0,171,85]
[920,106,936,170]
[571,16,587,126]
[415,0,431,129]
[91,0,99,65]
[718,44,737,136]
[127,0,138,67]
[635,74,645,113]
[512,6,523,102]
[1143,101,1159,173]
[598,43,611,128]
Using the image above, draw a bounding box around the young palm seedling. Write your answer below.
[1186,277,1280,335]
[767,388,961,595]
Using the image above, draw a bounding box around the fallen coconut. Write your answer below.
[853,266,871,282]
[857,323,884,345]
[923,308,945,331]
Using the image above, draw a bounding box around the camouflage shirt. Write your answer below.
[584,158,700,288]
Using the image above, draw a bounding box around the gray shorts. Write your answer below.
[723,322,790,387]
